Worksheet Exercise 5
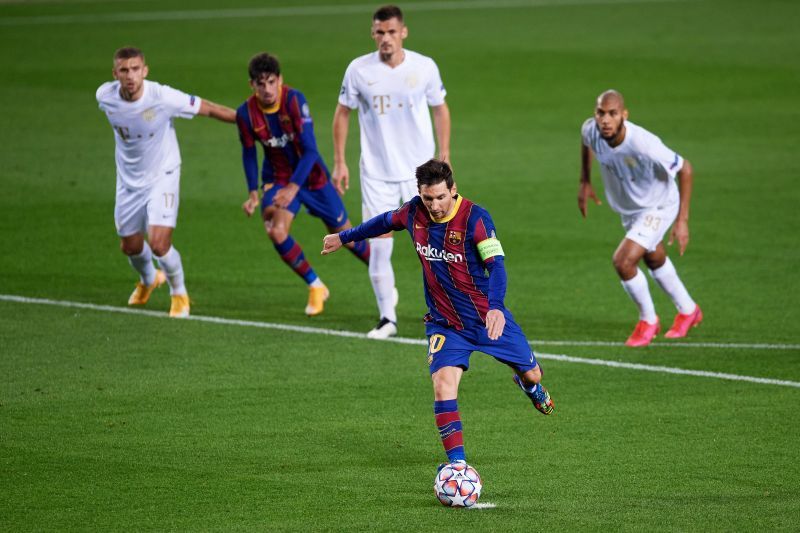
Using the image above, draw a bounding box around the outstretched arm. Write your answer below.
[199,99,236,123]
[332,104,351,195]
[668,159,693,255]
[322,211,400,255]
[432,103,451,165]
[578,143,601,217]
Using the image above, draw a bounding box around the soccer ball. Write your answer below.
[433,462,482,507]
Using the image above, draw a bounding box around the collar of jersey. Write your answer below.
[431,194,462,224]
[257,98,280,114]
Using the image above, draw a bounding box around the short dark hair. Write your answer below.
[248,53,281,81]
[416,159,454,190]
[114,46,144,62]
[373,4,403,23]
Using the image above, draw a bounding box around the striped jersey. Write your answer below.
[236,85,329,191]
[342,194,505,329]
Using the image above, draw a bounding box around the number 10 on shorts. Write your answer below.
[429,334,446,354]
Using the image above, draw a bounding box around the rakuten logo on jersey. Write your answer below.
[416,242,464,263]
[261,132,295,148]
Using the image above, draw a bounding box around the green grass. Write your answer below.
[1,0,799,530]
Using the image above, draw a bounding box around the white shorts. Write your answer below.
[621,202,679,252]
[115,166,181,237]
[361,177,417,221]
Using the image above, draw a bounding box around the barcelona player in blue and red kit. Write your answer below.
[237,53,369,316]
[322,159,553,466]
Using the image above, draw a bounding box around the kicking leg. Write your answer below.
[513,365,554,415]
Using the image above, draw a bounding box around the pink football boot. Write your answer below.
[625,319,660,347]
[665,305,703,338]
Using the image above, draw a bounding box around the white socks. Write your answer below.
[368,238,397,323]
[155,245,186,296]
[621,268,658,323]
[649,257,696,315]
[128,241,157,286]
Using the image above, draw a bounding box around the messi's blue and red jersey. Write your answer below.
[236,85,329,191]
[340,195,507,330]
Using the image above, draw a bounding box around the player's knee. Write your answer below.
[149,240,171,257]
[612,253,637,278]
[643,251,666,271]
[267,224,288,243]
[120,238,143,256]
[519,366,542,386]
[431,372,458,399]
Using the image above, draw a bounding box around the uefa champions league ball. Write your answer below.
[433,462,482,507]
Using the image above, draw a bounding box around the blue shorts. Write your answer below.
[262,181,349,229]
[425,313,539,375]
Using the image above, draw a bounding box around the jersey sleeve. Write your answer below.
[338,62,360,110]
[160,84,202,119]
[581,118,596,148]
[339,201,410,243]
[236,106,255,149]
[471,208,504,264]
[95,82,114,111]
[641,131,684,179]
[425,59,447,107]
[287,90,320,187]
[236,106,259,192]
[485,256,507,311]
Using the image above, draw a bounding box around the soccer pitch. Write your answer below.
[1,0,799,530]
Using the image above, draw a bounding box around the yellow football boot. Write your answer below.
[128,270,167,306]
[305,285,329,316]
[169,293,191,318]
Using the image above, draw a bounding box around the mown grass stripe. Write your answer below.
[2,293,798,389]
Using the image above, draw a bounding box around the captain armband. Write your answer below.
[477,238,504,261]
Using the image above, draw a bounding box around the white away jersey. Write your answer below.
[582,119,683,215]
[97,79,202,190]
[339,50,446,182]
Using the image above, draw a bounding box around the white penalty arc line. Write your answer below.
[2,294,799,389]
[0,0,691,26]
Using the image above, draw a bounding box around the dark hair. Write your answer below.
[373,5,403,23]
[416,159,454,190]
[248,53,281,81]
[114,46,144,62]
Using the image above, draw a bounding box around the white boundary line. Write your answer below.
[0,0,691,26]
[531,339,800,351]
[2,294,799,389]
